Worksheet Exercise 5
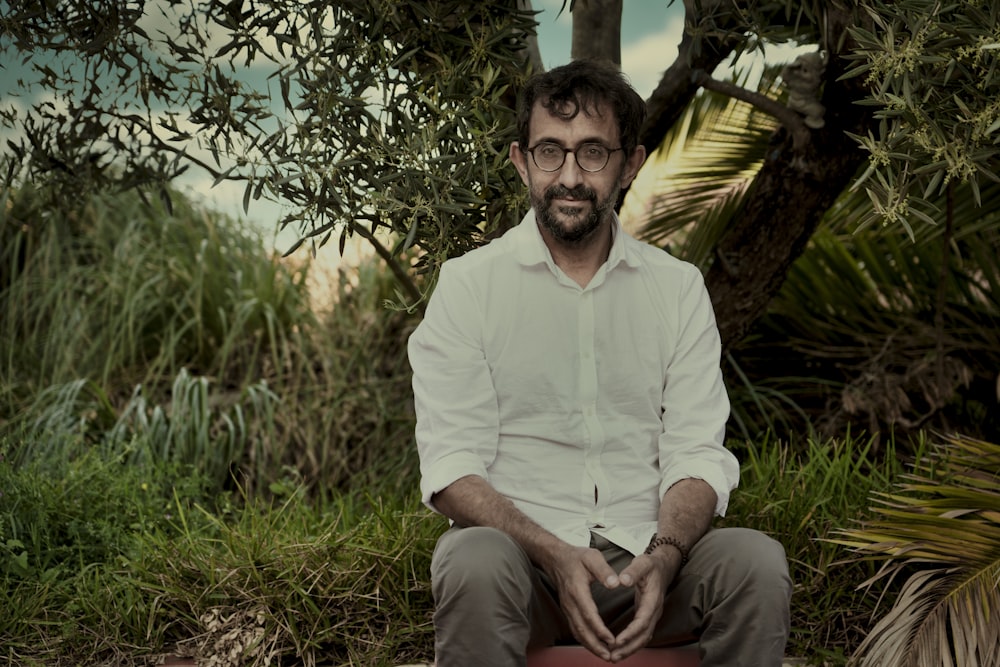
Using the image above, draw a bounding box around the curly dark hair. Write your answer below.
[516,59,647,156]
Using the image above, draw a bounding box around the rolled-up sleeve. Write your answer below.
[408,261,500,512]
[657,267,739,516]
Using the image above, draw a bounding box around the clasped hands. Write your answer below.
[547,544,677,663]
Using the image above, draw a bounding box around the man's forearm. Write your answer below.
[432,474,567,572]
[651,478,717,566]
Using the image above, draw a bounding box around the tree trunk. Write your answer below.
[570,0,622,66]
[704,8,874,351]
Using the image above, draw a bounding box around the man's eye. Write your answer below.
[582,145,605,158]
[538,144,562,158]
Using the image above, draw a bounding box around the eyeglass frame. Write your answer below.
[522,141,625,173]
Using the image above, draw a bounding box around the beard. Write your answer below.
[533,182,619,246]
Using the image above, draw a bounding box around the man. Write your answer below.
[408,59,791,667]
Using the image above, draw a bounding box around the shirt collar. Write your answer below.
[513,209,641,272]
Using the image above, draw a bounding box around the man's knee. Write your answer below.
[691,527,791,599]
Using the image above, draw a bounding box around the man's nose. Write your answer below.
[557,151,585,188]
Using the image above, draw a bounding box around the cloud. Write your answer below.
[136,0,299,70]
[621,14,684,99]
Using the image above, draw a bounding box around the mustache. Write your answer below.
[544,184,597,203]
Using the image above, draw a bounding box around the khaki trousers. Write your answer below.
[431,526,792,667]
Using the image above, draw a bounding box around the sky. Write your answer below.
[1,2,811,260]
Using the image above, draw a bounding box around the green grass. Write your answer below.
[1,446,445,666]
[724,435,919,664]
[1,428,914,666]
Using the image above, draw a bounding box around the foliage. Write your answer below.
[128,492,442,667]
[288,258,421,495]
[1,178,975,663]
[0,0,536,306]
[848,1,1000,233]
[634,79,778,266]
[1,439,445,666]
[834,434,1000,667]
[750,218,1000,443]
[632,68,1000,443]
[0,436,214,665]
[722,435,916,664]
[0,183,311,394]
[0,184,428,665]
[9,371,282,495]
[1,185,420,498]
[0,441,208,582]
[3,421,909,666]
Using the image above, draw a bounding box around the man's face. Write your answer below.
[510,101,642,247]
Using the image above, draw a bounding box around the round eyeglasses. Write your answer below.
[524,142,624,173]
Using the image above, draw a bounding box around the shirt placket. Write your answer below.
[578,289,609,528]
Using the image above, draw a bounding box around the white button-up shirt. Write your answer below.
[408,211,739,556]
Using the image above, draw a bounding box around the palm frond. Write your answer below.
[739,177,1000,437]
[834,435,1000,667]
[630,69,781,265]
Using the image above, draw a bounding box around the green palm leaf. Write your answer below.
[743,178,1000,437]
[630,70,780,266]
[835,435,1000,667]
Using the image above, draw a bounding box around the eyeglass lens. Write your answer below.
[531,142,612,172]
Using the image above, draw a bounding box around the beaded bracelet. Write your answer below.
[644,533,690,567]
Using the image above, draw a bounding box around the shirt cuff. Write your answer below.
[419,451,489,513]
[659,465,737,517]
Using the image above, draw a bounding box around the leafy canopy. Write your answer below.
[848,1,1000,235]
[1,0,535,305]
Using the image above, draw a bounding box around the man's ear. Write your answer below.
[509,142,530,186]
[620,145,647,188]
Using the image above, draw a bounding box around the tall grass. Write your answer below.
[1,184,420,498]
[1,186,310,394]
[724,435,922,663]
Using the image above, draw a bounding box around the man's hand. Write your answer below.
[544,544,621,662]
[608,551,678,662]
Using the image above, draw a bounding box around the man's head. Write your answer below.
[510,60,647,247]
[515,59,647,160]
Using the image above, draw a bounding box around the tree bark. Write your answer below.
[704,8,874,351]
[570,0,622,66]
